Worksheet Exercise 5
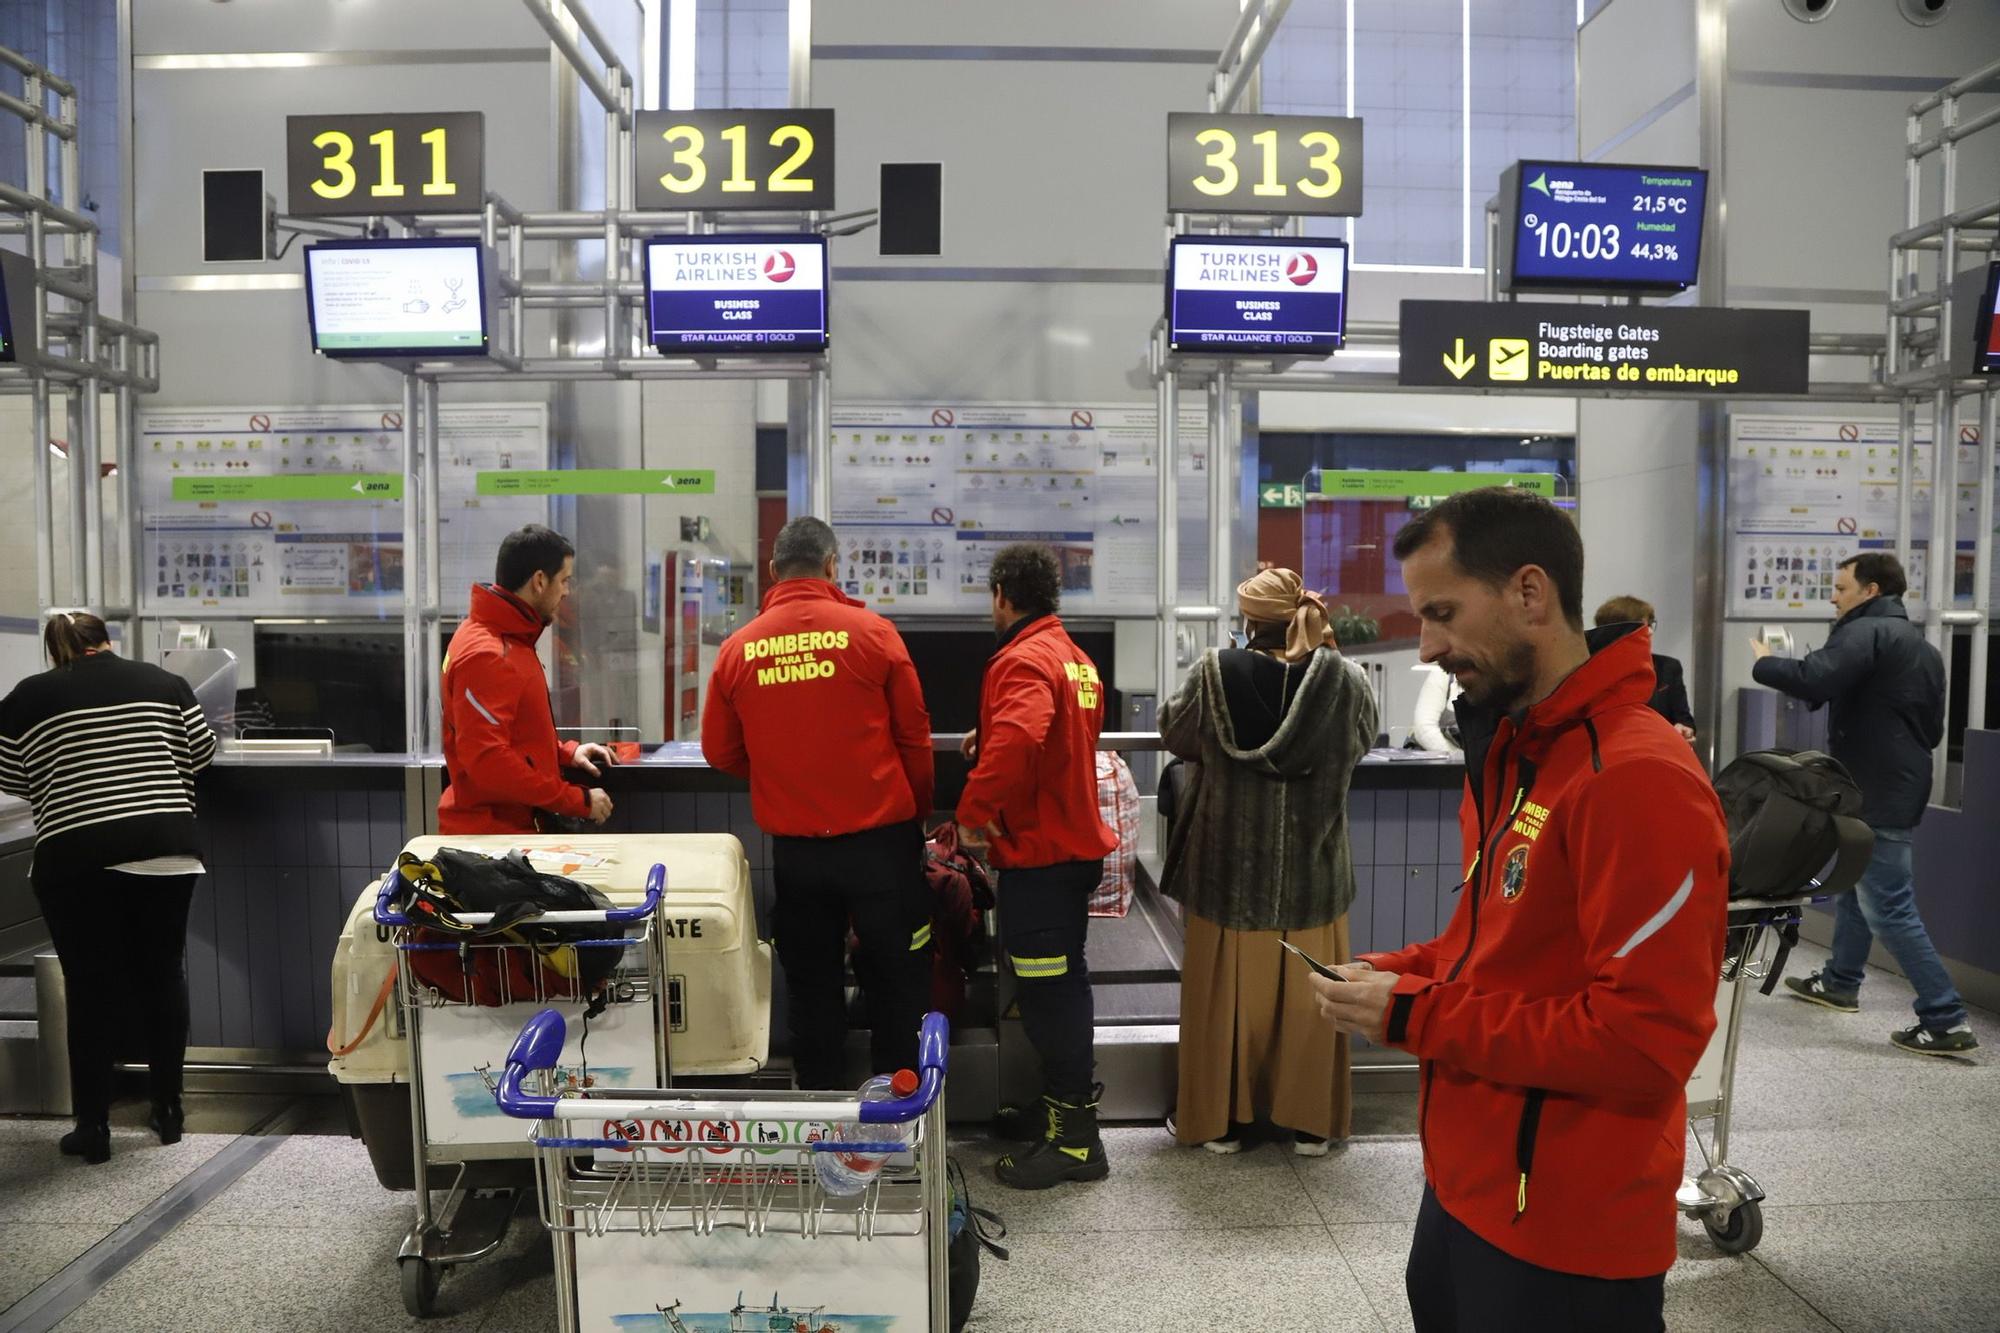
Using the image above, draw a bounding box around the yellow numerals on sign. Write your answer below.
[656,122,817,196]
[310,127,455,201]
[1190,127,1343,200]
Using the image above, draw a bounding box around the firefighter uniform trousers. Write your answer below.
[1000,858,1104,1098]
[772,819,933,1090]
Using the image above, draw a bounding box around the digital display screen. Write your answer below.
[1167,235,1348,355]
[1974,261,2000,376]
[1504,160,1707,293]
[644,235,828,353]
[304,239,488,358]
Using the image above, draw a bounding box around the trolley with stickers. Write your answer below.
[495,1007,953,1333]
[1677,894,1812,1256]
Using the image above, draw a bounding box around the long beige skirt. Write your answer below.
[1174,909,1352,1145]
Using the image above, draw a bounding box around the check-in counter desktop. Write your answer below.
[184,739,1465,1116]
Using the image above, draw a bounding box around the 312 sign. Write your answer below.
[1167,113,1364,217]
[633,109,835,211]
[286,112,485,216]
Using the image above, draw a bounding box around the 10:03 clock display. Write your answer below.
[1499,160,1708,294]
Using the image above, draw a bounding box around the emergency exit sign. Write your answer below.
[475,469,716,496]
[1259,481,1304,508]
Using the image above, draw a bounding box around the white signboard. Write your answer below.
[1727,414,1993,620]
[829,402,1211,616]
[138,403,547,617]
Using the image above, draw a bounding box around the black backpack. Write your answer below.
[1712,750,1875,902]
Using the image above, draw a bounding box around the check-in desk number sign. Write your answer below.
[1167,113,1364,216]
[286,113,485,216]
[633,109,836,211]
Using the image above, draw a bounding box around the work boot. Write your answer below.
[993,1081,1102,1142]
[59,1123,111,1165]
[994,1091,1109,1190]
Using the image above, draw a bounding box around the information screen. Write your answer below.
[1503,161,1706,293]
[1974,261,2000,375]
[304,239,488,358]
[1167,236,1348,355]
[644,235,828,353]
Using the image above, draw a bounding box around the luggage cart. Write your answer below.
[1678,895,1811,1255]
[373,861,667,1316]
[495,1008,953,1333]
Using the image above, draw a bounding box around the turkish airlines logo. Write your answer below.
[763,251,797,284]
[1285,254,1318,286]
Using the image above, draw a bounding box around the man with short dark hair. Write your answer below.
[440,525,616,833]
[1752,551,1975,1055]
[959,543,1118,1189]
[1311,486,1728,1331]
[1592,595,1697,742]
[702,516,936,1088]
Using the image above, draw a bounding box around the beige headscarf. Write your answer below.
[1235,567,1334,663]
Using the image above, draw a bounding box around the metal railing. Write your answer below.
[1886,53,2000,790]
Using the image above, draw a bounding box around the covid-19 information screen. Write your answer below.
[304,240,488,357]
[644,236,828,353]
[1505,161,1707,293]
[1168,236,1348,355]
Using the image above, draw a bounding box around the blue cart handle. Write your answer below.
[374,861,665,929]
[859,1012,949,1125]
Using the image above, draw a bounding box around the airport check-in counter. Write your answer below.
[182,740,1466,1120]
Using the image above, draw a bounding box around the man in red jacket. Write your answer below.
[440,526,617,834]
[702,517,935,1088]
[1311,488,1727,1331]
[958,543,1118,1190]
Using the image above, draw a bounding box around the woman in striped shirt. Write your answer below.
[0,613,218,1164]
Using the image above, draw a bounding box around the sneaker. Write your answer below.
[1783,972,1859,1013]
[1292,1132,1334,1158]
[1201,1131,1244,1156]
[1890,1022,1979,1057]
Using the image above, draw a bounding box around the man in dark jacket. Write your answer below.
[1594,595,1696,741]
[1752,551,1975,1055]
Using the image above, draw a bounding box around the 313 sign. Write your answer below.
[1167,113,1364,217]
[286,113,485,216]
[634,109,835,211]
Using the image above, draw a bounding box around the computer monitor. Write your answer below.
[644,234,829,354]
[304,238,490,359]
[1167,235,1348,356]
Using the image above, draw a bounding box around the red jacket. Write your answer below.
[438,584,585,833]
[959,615,1117,870]
[701,578,934,838]
[1362,627,1728,1280]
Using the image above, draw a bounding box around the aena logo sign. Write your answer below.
[763,251,796,284]
[1285,254,1318,286]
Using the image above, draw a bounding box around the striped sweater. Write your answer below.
[0,652,218,875]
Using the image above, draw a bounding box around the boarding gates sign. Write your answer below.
[1396,300,1808,395]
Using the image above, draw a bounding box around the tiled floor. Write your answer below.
[1,939,1995,1331]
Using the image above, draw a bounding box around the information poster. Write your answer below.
[829,402,1209,616]
[1727,414,1993,620]
[139,404,547,616]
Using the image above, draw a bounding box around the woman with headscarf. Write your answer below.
[1158,568,1377,1154]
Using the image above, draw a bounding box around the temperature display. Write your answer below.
[1501,160,1706,294]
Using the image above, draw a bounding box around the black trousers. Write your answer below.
[771,820,932,1090]
[998,859,1101,1099]
[34,868,199,1127]
[1406,1187,1666,1333]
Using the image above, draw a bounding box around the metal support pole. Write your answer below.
[806,364,832,520]
[423,377,444,755]
[1896,396,1917,578]
[1156,370,1181,705]
[116,379,140,655]
[32,376,54,612]
[1970,389,1995,735]
[1208,368,1234,653]
[65,390,87,602]
[402,377,422,754]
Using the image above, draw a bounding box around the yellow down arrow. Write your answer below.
[1442,337,1477,380]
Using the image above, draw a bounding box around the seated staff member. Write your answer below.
[0,613,218,1164]
[440,525,618,833]
[702,517,936,1089]
[1594,594,1697,742]
[958,544,1118,1190]
[1312,487,1727,1332]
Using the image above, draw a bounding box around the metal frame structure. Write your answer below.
[2,45,161,645]
[1886,53,2000,793]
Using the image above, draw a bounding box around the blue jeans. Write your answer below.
[1823,827,1967,1030]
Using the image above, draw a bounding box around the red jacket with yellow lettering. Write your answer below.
[439,584,585,834]
[1360,625,1728,1280]
[701,578,934,838]
[959,615,1118,871]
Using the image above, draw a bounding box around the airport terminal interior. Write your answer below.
[1,1,1998,1330]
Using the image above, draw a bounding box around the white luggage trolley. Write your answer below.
[373,860,668,1316]
[495,1008,954,1333]
[1677,895,1811,1255]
